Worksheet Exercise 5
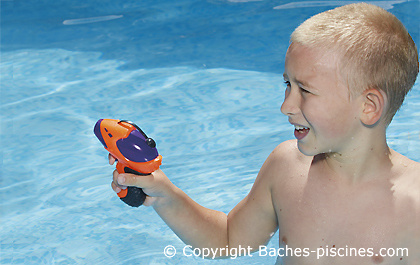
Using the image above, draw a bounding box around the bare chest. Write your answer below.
[275,177,413,264]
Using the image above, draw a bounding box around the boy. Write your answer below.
[110,3,419,264]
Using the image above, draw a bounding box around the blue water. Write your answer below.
[1,1,419,264]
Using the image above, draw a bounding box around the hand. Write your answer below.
[109,153,174,207]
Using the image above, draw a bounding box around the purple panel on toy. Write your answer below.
[131,129,146,141]
[94,119,107,148]
[116,130,158,162]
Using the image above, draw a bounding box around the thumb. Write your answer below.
[117,173,153,188]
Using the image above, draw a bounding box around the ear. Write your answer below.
[360,88,387,126]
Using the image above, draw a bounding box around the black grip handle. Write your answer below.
[120,167,149,207]
[120,186,146,207]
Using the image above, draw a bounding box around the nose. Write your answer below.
[280,88,301,116]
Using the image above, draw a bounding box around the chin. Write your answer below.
[296,141,320,157]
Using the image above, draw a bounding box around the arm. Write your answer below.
[228,150,279,251]
[144,170,228,250]
[110,155,227,250]
[110,147,280,253]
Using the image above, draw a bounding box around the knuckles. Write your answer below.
[111,169,158,192]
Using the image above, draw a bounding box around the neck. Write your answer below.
[323,129,392,184]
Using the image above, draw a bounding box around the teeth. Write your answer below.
[294,125,309,130]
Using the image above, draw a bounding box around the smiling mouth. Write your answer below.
[294,125,310,140]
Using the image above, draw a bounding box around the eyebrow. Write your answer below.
[283,73,312,89]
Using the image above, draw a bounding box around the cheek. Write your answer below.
[304,100,357,137]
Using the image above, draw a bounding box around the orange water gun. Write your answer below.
[94,119,162,207]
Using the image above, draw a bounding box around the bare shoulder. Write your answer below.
[390,149,420,210]
[261,140,313,188]
[270,139,311,165]
[390,152,420,264]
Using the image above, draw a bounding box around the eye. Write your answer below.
[299,87,310,94]
[284,81,311,95]
[283,81,291,95]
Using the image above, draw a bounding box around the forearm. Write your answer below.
[153,185,228,250]
[112,168,229,251]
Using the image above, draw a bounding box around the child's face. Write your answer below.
[281,43,362,156]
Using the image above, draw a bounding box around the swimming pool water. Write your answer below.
[1,1,419,264]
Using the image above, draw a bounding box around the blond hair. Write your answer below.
[291,3,418,124]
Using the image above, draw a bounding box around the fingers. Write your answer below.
[110,169,171,207]
[117,172,154,188]
[108,153,116,165]
[112,169,127,192]
[111,181,122,194]
[111,169,153,190]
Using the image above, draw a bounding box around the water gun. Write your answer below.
[94,119,162,207]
